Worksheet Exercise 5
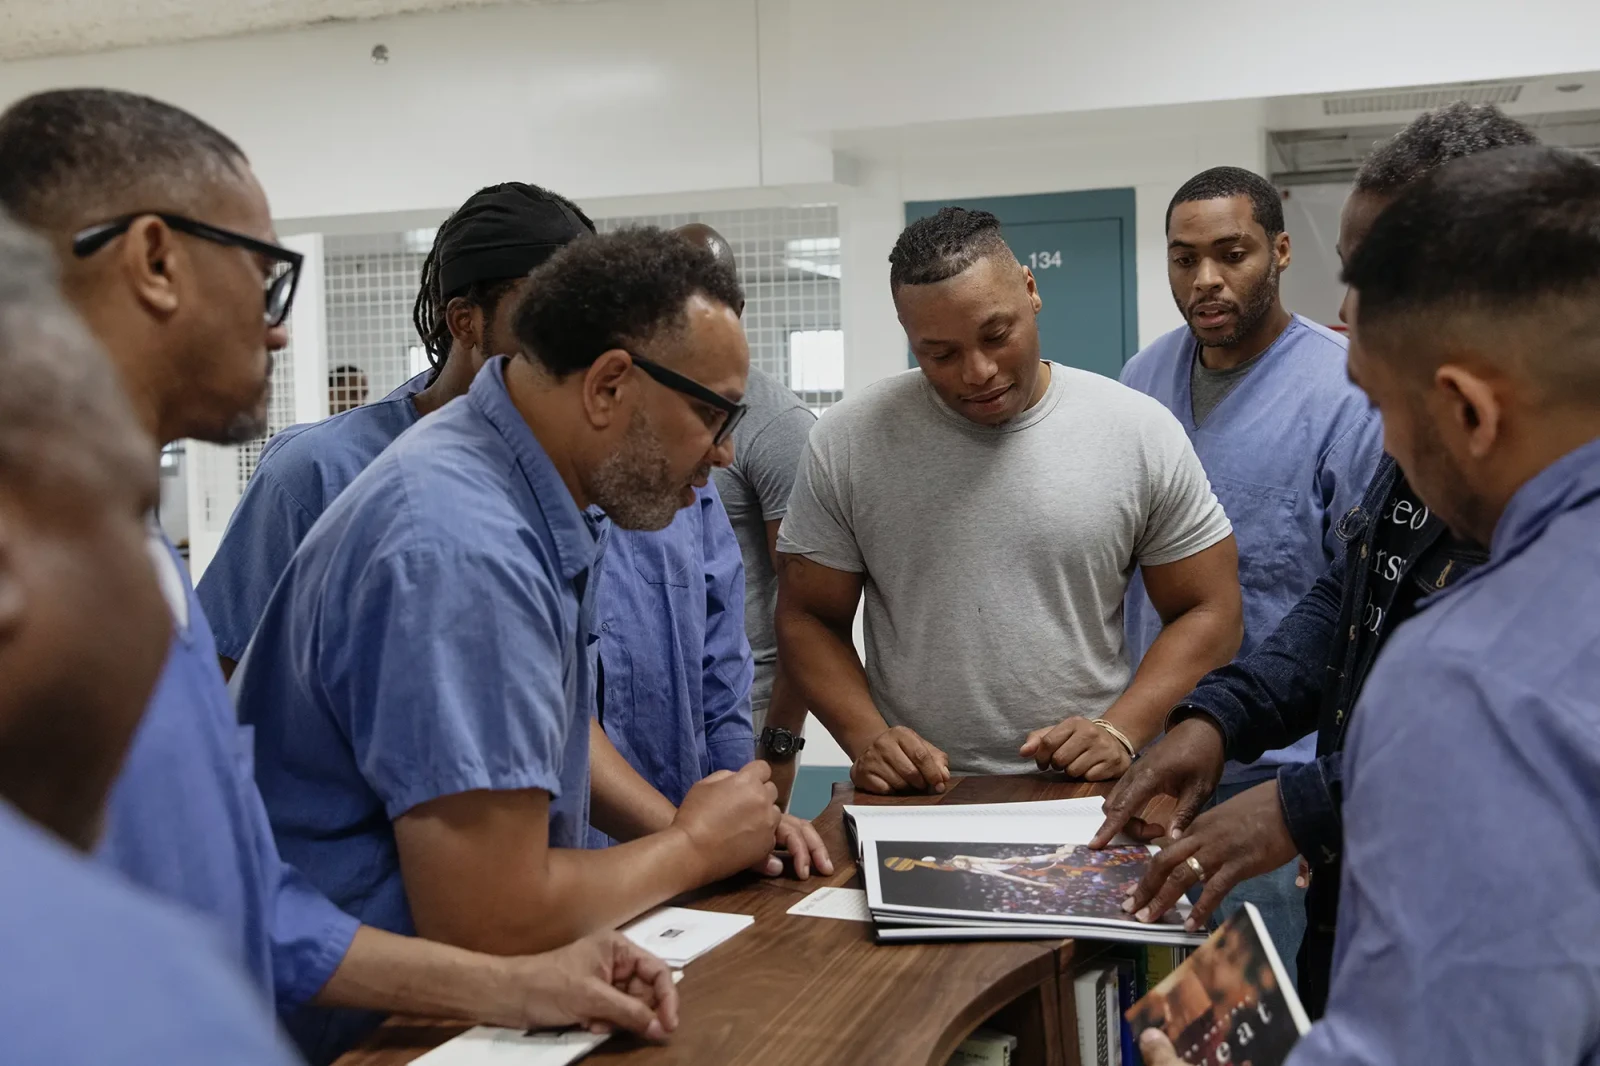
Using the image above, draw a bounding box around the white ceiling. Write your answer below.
[0,0,604,61]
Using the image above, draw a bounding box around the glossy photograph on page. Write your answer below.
[876,840,1179,924]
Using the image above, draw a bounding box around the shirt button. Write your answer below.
[600,622,610,632]
[1335,708,1345,724]
[1349,625,1357,641]
[1360,544,1369,559]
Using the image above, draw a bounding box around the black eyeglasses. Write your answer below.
[72,212,304,328]
[627,352,747,446]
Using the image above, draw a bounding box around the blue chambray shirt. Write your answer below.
[3,803,302,1066]
[1289,436,1600,1066]
[233,357,599,1059]
[588,482,754,846]
[1120,316,1383,783]
[197,370,431,661]
[98,535,359,1014]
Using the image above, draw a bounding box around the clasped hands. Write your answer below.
[849,715,1133,795]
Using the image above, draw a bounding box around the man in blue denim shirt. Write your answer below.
[1121,166,1383,968]
[1096,103,1538,1017]
[1142,141,1600,1066]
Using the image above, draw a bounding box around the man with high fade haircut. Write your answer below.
[0,213,298,1065]
[1117,164,1384,967]
[1144,143,1600,1066]
[234,227,784,1049]
[1098,104,1539,1018]
[0,88,681,1066]
[199,182,597,677]
[777,206,1243,794]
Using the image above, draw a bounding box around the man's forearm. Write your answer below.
[1105,603,1240,750]
[589,720,676,842]
[313,925,528,1025]
[775,606,885,759]
[763,660,808,809]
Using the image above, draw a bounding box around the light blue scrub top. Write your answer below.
[1120,316,1382,782]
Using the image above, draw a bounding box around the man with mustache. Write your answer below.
[1143,142,1600,1066]
[1117,166,1384,967]
[233,227,784,1051]
[777,207,1242,793]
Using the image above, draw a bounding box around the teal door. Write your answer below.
[904,189,1138,379]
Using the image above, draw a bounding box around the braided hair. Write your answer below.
[410,184,595,381]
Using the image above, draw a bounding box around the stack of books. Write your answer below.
[845,798,1208,947]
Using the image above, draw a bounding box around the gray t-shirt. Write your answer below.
[1190,341,1268,426]
[711,365,816,726]
[777,363,1232,774]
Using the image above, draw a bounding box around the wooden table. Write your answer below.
[337,774,1135,1066]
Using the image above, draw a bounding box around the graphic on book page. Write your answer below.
[878,841,1167,923]
[1127,903,1310,1066]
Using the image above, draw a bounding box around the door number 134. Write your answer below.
[1028,250,1063,270]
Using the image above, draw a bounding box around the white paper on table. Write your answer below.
[786,886,872,923]
[410,1027,609,1066]
[844,797,1138,848]
[623,906,754,967]
[410,974,683,1066]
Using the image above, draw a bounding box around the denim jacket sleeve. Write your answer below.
[1276,751,1344,863]
[1170,554,1345,759]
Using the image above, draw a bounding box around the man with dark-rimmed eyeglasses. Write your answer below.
[0,88,680,1065]
[232,225,792,1053]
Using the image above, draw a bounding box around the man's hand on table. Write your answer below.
[1091,716,1227,847]
[1019,717,1131,780]
[493,932,679,1041]
[1123,778,1300,932]
[850,726,950,795]
[764,813,835,880]
[672,762,782,882]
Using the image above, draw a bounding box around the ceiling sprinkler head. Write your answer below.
[371,44,390,64]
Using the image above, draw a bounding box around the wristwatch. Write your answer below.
[758,726,806,760]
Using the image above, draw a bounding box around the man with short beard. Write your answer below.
[233,227,784,1045]
[1117,166,1383,967]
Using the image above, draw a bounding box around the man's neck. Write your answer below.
[410,348,478,417]
[1198,305,1293,371]
[1477,417,1600,546]
[502,355,592,510]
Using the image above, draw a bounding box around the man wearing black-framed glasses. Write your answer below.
[0,87,678,1065]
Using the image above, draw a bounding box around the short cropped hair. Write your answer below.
[0,89,245,231]
[1166,166,1284,236]
[1354,102,1538,196]
[0,210,147,495]
[1345,146,1600,399]
[889,207,1014,289]
[513,227,744,377]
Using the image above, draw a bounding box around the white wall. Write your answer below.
[1280,183,1350,331]
[835,100,1271,389]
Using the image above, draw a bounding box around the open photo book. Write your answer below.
[845,798,1208,946]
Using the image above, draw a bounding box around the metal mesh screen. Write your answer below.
[595,205,843,412]
[324,230,434,401]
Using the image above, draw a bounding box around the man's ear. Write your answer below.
[1435,364,1502,460]
[580,350,635,431]
[445,297,484,352]
[118,216,182,317]
[1275,230,1292,272]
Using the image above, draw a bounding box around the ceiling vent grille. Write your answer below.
[1322,81,1524,117]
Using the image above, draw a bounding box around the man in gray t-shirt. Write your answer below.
[776,207,1243,792]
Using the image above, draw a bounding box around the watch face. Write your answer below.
[769,733,793,756]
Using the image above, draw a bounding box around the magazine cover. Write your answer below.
[1125,903,1310,1066]
[872,840,1190,929]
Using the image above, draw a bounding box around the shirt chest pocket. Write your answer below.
[630,538,692,588]
[1210,475,1304,593]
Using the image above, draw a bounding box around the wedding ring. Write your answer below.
[1186,855,1208,883]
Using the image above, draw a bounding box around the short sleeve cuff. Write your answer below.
[380,765,563,821]
[707,734,755,775]
[1277,757,1343,865]
[280,908,362,1008]
[1137,516,1234,568]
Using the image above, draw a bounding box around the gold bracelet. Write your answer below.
[1091,718,1137,758]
